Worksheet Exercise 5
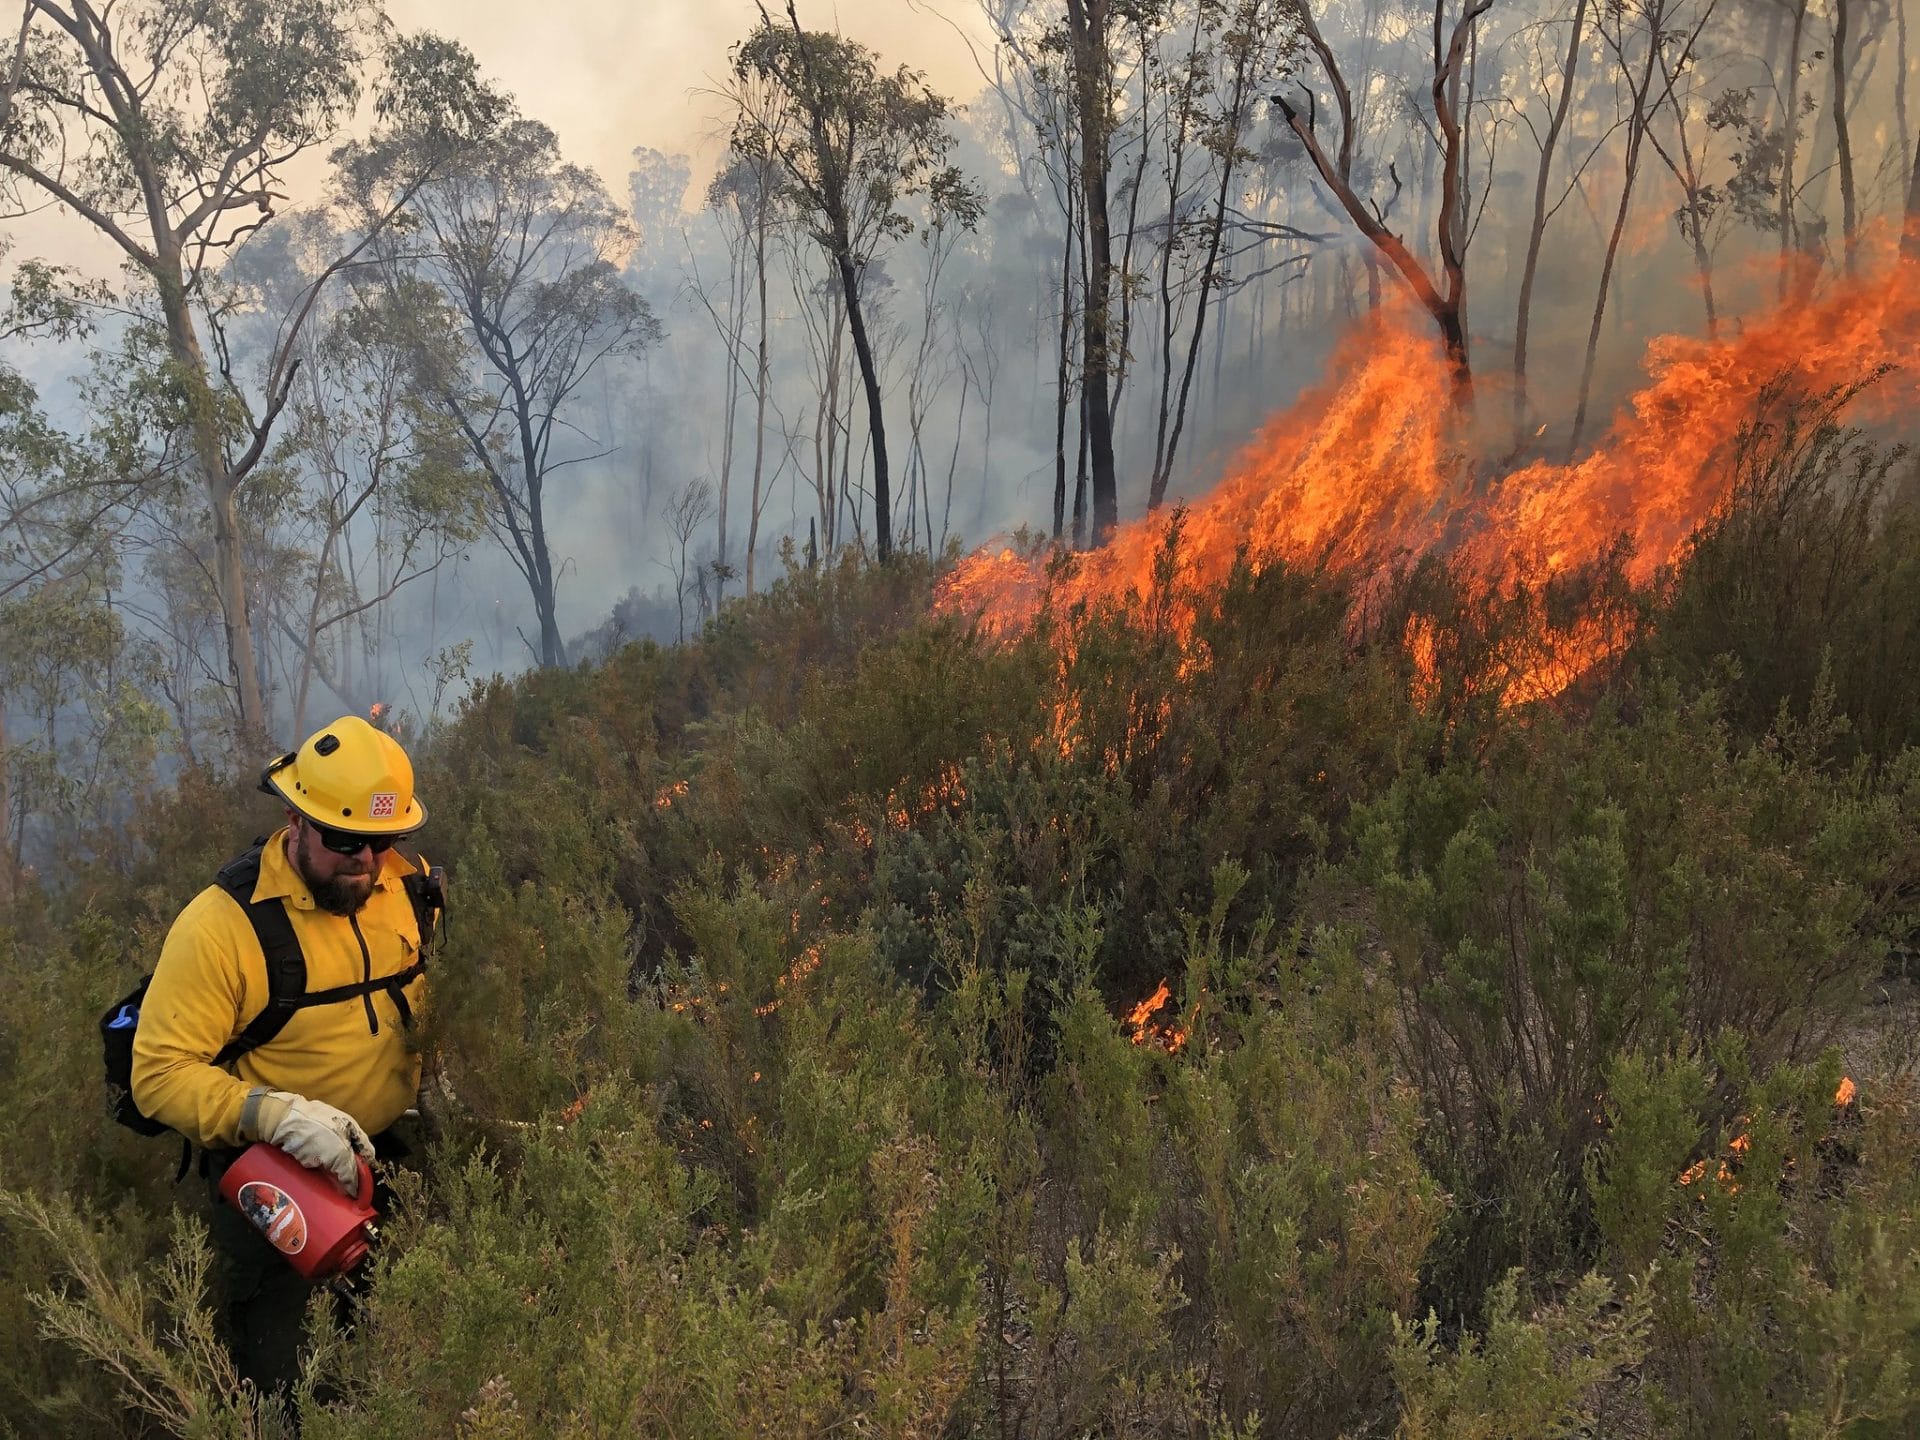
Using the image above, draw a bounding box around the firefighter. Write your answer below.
[132,715,431,1401]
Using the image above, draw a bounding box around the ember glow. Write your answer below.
[937,239,1920,702]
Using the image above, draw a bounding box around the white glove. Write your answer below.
[239,1088,375,1197]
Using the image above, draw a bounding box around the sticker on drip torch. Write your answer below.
[236,1181,308,1256]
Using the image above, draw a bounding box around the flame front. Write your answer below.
[938,238,1920,702]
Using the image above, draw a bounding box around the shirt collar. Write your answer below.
[253,825,418,910]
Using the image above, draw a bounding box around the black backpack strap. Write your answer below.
[295,962,426,1010]
[210,842,308,1068]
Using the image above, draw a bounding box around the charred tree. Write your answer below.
[1281,0,1494,407]
[1830,0,1858,269]
[1064,0,1121,544]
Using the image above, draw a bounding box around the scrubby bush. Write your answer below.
[1650,382,1920,762]
[3,475,1917,1437]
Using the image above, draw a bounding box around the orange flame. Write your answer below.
[939,237,1920,703]
[1675,1078,1859,1193]
[1124,979,1190,1054]
[368,701,388,722]
[1127,979,1171,1034]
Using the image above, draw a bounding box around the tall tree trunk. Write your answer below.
[1279,96,1474,401]
[715,234,743,601]
[1654,93,1721,337]
[1779,0,1810,287]
[941,375,966,552]
[1054,200,1076,542]
[747,198,771,595]
[528,495,567,667]
[1110,29,1154,423]
[0,704,12,906]
[1898,0,1912,208]
[1907,130,1920,252]
[1151,38,1253,510]
[1066,0,1120,544]
[294,537,334,738]
[1148,4,1205,510]
[836,247,893,563]
[1831,0,1858,269]
[1073,387,1090,550]
[1513,0,1590,440]
[1429,0,1484,406]
[1569,14,1662,456]
[159,267,269,740]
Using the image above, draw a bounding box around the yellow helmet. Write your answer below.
[259,716,427,835]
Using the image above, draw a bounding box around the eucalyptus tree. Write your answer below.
[1280,0,1497,405]
[0,1,496,741]
[1509,0,1592,437]
[272,280,489,732]
[344,117,660,668]
[1144,0,1298,511]
[898,168,987,553]
[0,570,170,879]
[983,0,1194,542]
[688,141,783,598]
[1567,0,1719,455]
[0,259,124,607]
[1060,0,1132,542]
[731,1,970,564]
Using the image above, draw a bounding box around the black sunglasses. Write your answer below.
[310,822,402,857]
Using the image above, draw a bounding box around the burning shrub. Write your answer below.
[1021,888,1443,1437]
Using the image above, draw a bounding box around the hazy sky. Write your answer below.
[387,0,998,203]
[5,1,998,287]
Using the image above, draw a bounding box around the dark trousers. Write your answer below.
[201,1126,413,1405]
[203,1149,332,1400]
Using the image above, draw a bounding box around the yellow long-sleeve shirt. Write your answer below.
[131,829,428,1148]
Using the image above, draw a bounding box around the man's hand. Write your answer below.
[240,1088,375,1197]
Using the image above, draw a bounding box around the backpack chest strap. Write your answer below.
[209,841,425,1068]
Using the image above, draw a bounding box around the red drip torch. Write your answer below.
[219,1142,378,1281]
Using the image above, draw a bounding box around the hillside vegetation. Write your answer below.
[3,412,1920,1437]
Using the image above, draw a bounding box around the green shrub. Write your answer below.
[1390,1268,1651,1440]
[1324,682,1916,1309]
[1649,381,1920,762]
[5,492,1919,1438]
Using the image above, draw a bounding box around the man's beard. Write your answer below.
[295,845,376,916]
